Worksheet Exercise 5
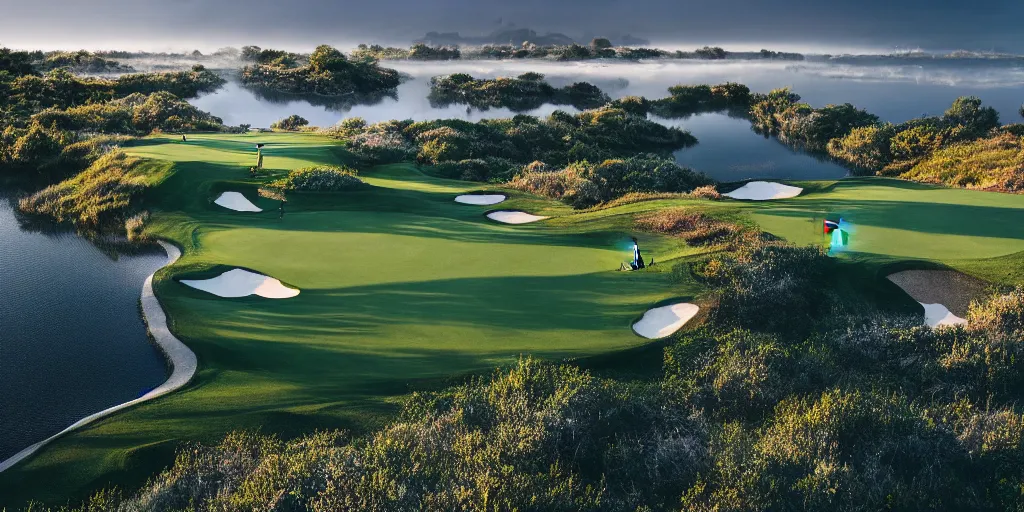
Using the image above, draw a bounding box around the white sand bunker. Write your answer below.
[455,194,506,205]
[181,269,299,298]
[487,210,549,224]
[214,191,262,212]
[921,303,967,328]
[724,181,803,201]
[633,303,700,339]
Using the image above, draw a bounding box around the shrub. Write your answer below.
[900,133,1024,192]
[695,240,832,334]
[276,165,364,191]
[271,114,310,131]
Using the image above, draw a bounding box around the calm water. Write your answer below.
[192,59,1024,182]
[0,193,167,460]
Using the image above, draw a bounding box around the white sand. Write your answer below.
[724,181,803,201]
[0,241,198,473]
[633,303,700,339]
[214,191,262,212]
[486,210,549,224]
[455,194,506,205]
[181,268,300,298]
[921,303,968,328]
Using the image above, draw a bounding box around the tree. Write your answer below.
[240,46,262,61]
[590,37,613,50]
[309,45,348,73]
[944,96,999,138]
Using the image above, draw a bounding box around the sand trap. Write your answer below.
[887,270,988,329]
[633,303,700,339]
[921,303,968,328]
[455,194,506,205]
[724,181,803,201]
[0,241,197,474]
[486,210,549,224]
[214,191,262,212]
[887,270,986,317]
[181,268,299,298]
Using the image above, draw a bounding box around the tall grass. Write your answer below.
[18,151,166,229]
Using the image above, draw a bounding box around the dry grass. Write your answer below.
[635,207,742,247]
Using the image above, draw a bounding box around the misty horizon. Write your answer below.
[1,0,1022,54]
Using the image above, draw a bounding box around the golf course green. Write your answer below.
[0,133,700,503]
[4,132,1024,506]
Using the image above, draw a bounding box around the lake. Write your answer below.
[191,59,1024,182]
[0,193,167,461]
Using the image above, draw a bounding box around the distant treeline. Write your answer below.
[346,40,803,62]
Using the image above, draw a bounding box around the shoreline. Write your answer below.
[0,241,197,473]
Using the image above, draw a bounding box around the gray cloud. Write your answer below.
[1,0,1020,53]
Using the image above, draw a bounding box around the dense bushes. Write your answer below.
[112,65,225,98]
[695,238,832,334]
[240,44,400,97]
[428,73,610,111]
[509,155,711,208]
[899,132,1024,192]
[649,82,753,117]
[31,91,224,134]
[336,106,698,185]
[748,87,1021,191]
[270,114,310,131]
[34,50,135,74]
[18,151,163,227]
[274,165,364,191]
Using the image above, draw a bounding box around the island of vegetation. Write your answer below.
[239,44,401,98]
[428,72,611,111]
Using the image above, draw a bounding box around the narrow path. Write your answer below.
[0,241,197,473]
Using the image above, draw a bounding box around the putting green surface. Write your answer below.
[0,133,698,506]
[736,179,1024,280]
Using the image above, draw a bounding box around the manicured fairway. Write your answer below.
[0,133,699,506]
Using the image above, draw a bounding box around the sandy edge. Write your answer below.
[486,210,549,224]
[0,241,198,473]
[723,181,803,201]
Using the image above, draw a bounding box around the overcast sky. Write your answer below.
[0,0,1020,54]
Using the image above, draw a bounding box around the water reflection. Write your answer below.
[190,59,1024,181]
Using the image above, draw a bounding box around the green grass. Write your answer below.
[736,178,1024,283]
[0,133,700,507]
[5,134,1024,508]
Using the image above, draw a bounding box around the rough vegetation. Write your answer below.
[334,106,698,185]
[270,114,310,131]
[33,50,135,74]
[428,72,610,111]
[240,44,400,97]
[509,155,712,208]
[272,165,365,191]
[18,151,165,228]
